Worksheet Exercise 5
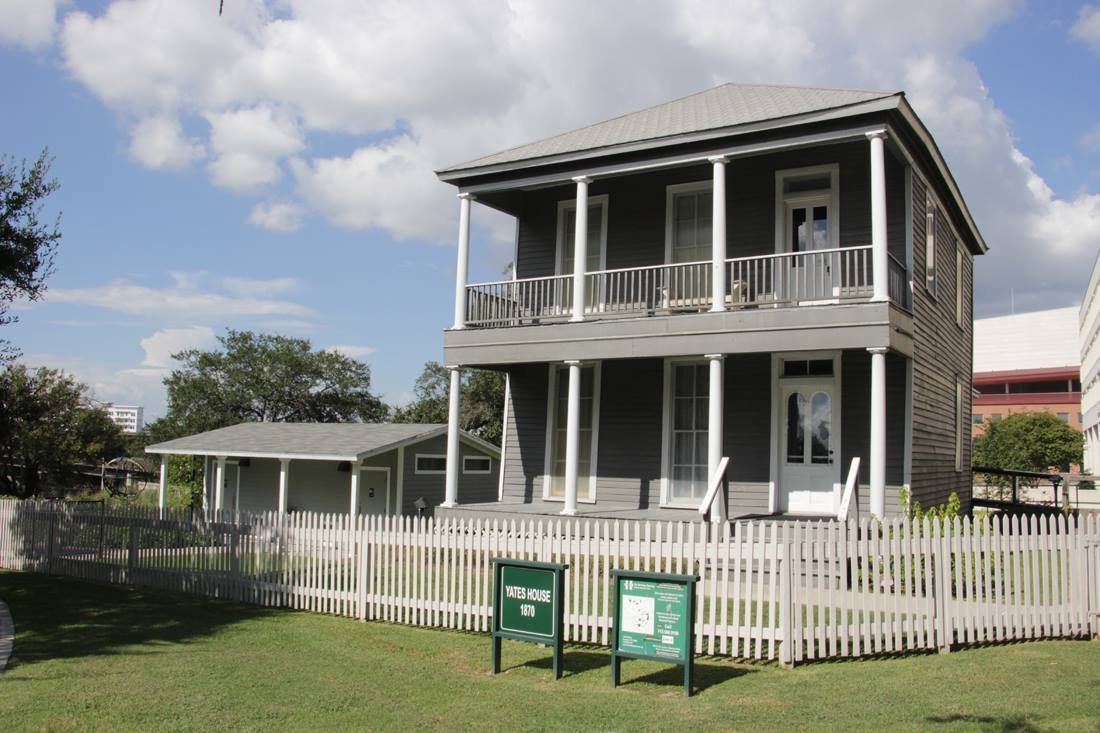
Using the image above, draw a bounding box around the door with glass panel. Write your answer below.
[666,362,710,505]
[547,365,597,500]
[667,188,712,307]
[779,379,838,513]
[783,193,837,302]
[558,201,605,315]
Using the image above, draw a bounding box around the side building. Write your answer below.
[1081,253,1100,474]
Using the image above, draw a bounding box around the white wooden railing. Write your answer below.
[465,245,900,327]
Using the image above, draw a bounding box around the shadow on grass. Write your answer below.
[0,571,278,670]
[924,713,1055,733]
[519,650,753,693]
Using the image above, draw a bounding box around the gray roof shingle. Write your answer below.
[145,423,497,460]
[439,83,898,174]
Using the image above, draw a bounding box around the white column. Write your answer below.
[570,177,592,322]
[214,456,227,515]
[869,347,888,518]
[278,459,289,514]
[868,130,889,302]
[709,157,728,313]
[157,454,169,513]
[452,193,475,329]
[706,354,725,522]
[562,360,583,516]
[201,456,209,517]
[443,366,462,507]
[349,462,361,516]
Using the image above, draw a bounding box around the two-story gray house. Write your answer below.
[432,83,984,522]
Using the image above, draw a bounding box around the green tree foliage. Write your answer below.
[0,365,126,498]
[393,362,505,445]
[148,330,388,441]
[1,149,61,360]
[972,412,1083,473]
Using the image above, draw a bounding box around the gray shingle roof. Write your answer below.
[440,83,898,174]
[146,423,499,460]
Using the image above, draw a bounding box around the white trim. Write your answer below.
[659,356,715,509]
[498,373,510,501]
[769,350,843,514]
[955,245,964,328]
[774,164,841,255]
[664,179,713,265]
[463,455,492,474]
[542,362,601,503]
[415,453,448,475]
[360,465,392,515]
[554,194,609,276]
[395,446,405,515]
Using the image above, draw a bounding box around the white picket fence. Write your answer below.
[1,499,1097,665]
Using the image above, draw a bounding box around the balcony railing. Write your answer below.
[464,245,909,328]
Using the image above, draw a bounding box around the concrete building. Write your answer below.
[1081,253,1100,473]
[104,404,144,434]
[434,82,986,522]
[972,307,1081,437]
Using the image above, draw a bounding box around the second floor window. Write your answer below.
[668,184,712,263]
[557,198,606,275]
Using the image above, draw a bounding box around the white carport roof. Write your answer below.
[145,422,500,462]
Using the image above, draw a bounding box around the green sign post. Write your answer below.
[611,569,699,697]
[492,558,568,678]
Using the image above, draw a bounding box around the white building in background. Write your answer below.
[105,404,144,434]
[1081,252,1100,474]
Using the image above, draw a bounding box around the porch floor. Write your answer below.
[435,501,839,526]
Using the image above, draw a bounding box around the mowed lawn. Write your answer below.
[1,571,1098,732]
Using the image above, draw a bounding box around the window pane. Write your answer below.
[783,359,808,377]
[807,359,833,376]
[812,206,829,250]
[786,393,805,463]
[792,207,807,253]
[810,391,831,464]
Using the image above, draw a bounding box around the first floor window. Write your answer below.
[547,365,598,498]
[669,362,709,502]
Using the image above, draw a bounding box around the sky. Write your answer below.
[1,0,1099,420]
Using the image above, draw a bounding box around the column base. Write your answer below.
[440,501,456,509]
[869,294,889,303]
[708,305,727,313]
[559,508,577,517]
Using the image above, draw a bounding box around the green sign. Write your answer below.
[499,564,557,638]
[492,558,568,679]
[611,570,699,697]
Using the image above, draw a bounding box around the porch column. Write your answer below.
[452,193,475,329]
[201,456,209,518]
[570,176,592,322]
[157,454,169,513]
[868,130,889,302]
[868,347,887,517]
[443,365,462,508]
[349,461,361,516]
[278,459,290,514]
[214,456,227,515]
[706,354,725,522]
[562,359,583,516]
[709,157,728,313]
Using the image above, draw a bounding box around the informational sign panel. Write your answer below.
[611,570,699,697]
[491,558,568,679]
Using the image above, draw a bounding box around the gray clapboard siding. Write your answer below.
[402,434,499,515]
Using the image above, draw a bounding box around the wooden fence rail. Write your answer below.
[1,500,1096,664]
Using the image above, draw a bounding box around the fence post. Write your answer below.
[126,518,137,583]
[934,519,952,654]
[779,542,795,669]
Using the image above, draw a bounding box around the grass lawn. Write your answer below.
[1,571,1098,732]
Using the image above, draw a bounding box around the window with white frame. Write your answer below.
[926,192,938,296]
[545,364,600,500]
[775,165,840,257]
[463,455,491,474]
[415,454,447,474]
[666,182,712,264]
[556,197,607,275]
[955,245,964,327]
[665,361,710,503]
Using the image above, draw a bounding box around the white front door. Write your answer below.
[779,380,839,513]
[359,468,390,515]
[784,194,837,302]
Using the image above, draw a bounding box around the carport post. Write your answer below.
[214,456,227,517]
[158,454,169,514]
[349,461,361,516]
[278,459,290,514]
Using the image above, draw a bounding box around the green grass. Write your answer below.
[1,571,1098,732]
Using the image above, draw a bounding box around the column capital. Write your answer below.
[563,359,583,367]
[216,455,228,465]
[704,353,725,361]
[571,175,593,185]
[707,155,729,165]
[457,192,477,201]
[867,346,889,355]
[445,364,463,372]
[865,129,888,141]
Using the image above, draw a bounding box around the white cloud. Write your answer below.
[1072,4,1100,54]
[128,114,205,169]
[325,344,376,359]
[0,0,63,50]
[138,326,215,368]
[249,201,304,232]
[205,105,304,192]
[1082,122,1100,153]
[221,275,298,298]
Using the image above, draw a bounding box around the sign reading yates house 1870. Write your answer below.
[491,558,567,678]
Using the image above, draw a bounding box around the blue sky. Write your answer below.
[2,1,1099,419]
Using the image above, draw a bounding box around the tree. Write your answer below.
[973,412,1083,474]
[393,361,505,445]
[1,149,61,360]
[150,330,388,440]
[0,365,126,498]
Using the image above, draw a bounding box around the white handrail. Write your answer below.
[698,456,730,522]
[836,457,861,521]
